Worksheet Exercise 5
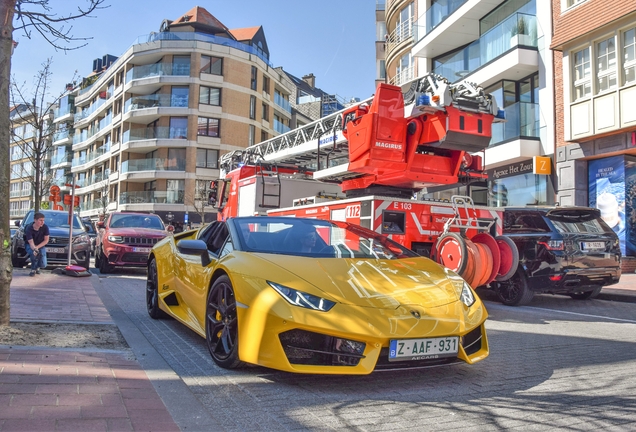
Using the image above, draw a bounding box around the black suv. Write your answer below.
[491,206,621,306]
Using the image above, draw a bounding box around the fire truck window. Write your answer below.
[382,211,405,234]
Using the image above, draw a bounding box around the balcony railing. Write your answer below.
[119,190,185,205]
[125,63,191,83]
[50,153,72,166]
[76,170,110,188]
[75,98,106,122]
[490,101,540,146]
[414,0,467,40]
[273,119,290,134]
[274,93,291,114]
[54,105,75,120]
[10,190,21,198]
[124,94,189,112]
[133,31,272,67]
[53,130,70,142]
[431,13,538,82]
[121,158,186,173]
[386,16,415,53]
[389,65,414,86]
[123,127,188,142]
[376,0,385,11]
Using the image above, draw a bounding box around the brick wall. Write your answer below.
[552,0,636,49]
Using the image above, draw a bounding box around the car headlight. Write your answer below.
[108,235,124,243]
[460,281,476,307]
[267,281,336,312]
[73,234,90,244]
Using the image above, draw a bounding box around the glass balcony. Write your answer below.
[133,31,272,67]
[124,94,189,112]
[50,153,72,166]
[273,119,290,134]
[54,130,70,142]
[125,63,191,83]
[98,113,112,130]
[121,158,186,173]
[54,105,75,120]
[432,13,537,82]
[75,98,106,122]
[51,175,74,187]
[119,190,185,205]
[376,0,385,11]
[274,93,291,114]
[123,127,188,142]
[490,101,540,146]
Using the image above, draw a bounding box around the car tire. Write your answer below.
[11,246,26,268]
[98,248,113,274]
[80,257,91,271]
[206,275,244,369]
[146,258,168,319]
[569,286,602,300]
[495,267,534,306]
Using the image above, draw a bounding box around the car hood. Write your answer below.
[48,227,87,237]
[255,254,462,309]
[105,228,168,238]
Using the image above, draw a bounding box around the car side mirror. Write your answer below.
[176,239,211,267]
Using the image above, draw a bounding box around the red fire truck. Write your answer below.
[212,74,518,295]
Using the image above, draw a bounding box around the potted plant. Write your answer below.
[511,15,530,46]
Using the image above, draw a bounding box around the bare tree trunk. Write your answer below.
[0,0,17,326]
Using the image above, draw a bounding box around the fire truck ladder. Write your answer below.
[219,74,501,184]
[257,162,282,209]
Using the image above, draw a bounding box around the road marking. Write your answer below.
[518,305,636,324]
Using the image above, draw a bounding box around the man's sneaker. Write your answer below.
[35,269,41,274]
[29,270,36,277]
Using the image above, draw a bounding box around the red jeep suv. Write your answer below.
[95,212,169,273]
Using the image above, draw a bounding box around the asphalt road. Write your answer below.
[92,267,636,431]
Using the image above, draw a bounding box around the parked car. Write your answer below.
[146,216,489,374]
[491,206,622,306]
[11,210,92,269]
[10,228,17,240]
[95,212,170,273]
[81,218,97,256]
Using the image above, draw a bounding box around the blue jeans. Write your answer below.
[25,244,47,271]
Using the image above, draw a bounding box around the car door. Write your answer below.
[173,222,230,332]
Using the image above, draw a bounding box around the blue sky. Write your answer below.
[11,0,377,104]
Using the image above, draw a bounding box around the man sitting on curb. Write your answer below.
[24,212,50,276]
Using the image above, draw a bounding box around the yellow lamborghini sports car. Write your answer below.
[147,217,489,375]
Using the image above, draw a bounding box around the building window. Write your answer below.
[171,86,189,107]
[596,36,616,93]
[144,180,156,191]
[248,125,255,146]
[566,0,586,7]
[251,66,257,90]
[200,55,223,75]
[172,55,190,76]
[199,86,221,106]
[196,148,219,168]
[261,130,268,142]
[198,117,220,137]
[262,103,269,122]
[249,95,256,119]
[262,75,270,95]
[572,47,591,101]
[624,28,636,85]
[379,60,386,80]
[169,117,188,139]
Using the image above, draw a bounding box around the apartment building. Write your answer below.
[9,105,36,222]
[551,0,636,261]
[381,0,555,207]
[55,6,297,226]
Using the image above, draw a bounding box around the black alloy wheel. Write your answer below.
[495,267,534,306]
[206,275,243,369]
[98,248,113,274]
[11,245,25,268]
[146,258,167,319]
[569,286,602,300]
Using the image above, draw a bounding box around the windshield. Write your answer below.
[109,214,165,230]
[233,217,419,259]
[24,211,83,229]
